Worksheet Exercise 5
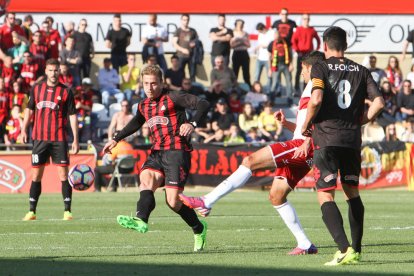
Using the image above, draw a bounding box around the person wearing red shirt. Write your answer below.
[74,82,93,142]
[58,62,73,88]
[20,51,39,91]
[1,56,16,90]
[40,20,62,59]
[0,12,26,51]
[0,77,10,143]
[291,14,321,95]
[30,31,48,73]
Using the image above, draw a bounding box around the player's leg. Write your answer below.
[52,142,72,218]
[164,151,207,251]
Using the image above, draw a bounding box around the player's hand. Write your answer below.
[72,141,80,155]
[21,129,28,143]
[293,139,311,159]
[274,109,285,123]
[102,140,117,155]
[179,123,194,137]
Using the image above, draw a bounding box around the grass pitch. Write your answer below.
[1,189,413,275]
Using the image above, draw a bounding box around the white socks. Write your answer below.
[203,165,252,208]
[274,201,312,249]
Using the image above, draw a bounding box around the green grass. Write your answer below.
[1,189,414,275]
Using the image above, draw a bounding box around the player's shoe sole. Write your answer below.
[63,211,73,220]
[179,194,211,217]
[117,215,148,233]
[288,244,318,255]
[324,247,359,266]
[22,211,36,221]
[194,220,207,252]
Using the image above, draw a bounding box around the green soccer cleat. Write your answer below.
[324,247,359,266]
[22,211,36,221]
[349,252,362,264]
[63,211,73,221]
[117,215,148,233]
[194,220,207,252]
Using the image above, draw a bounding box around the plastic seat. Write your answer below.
[132,103,139,115]
[107,156,138,191]
[109,103,121,118]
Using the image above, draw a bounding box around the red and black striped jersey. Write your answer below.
[114,90,210,151]
[0,90,10,124]
[28,81,76,142]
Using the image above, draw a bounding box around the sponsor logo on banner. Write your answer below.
[0,160,26,192]
[360,146,382,185]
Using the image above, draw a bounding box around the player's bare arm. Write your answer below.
[69,114,79,154]
[275,109,296,133]
[362,96,385,125]
[302,89,323,137]
[21,108,33,143]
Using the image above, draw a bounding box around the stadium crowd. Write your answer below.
[1,10,414,148]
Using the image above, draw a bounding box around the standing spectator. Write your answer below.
[272,8,296,47]
[268,30,293,102]
[231,19,251,87]
[396,80,414,122]
[105,14,131,72]
[120,53,140,102]
[58,62,74,88]
[258,101,283,141]
[406,64,414,90]
[254,23,273,88]
[401,28,414,62]
[40,20,62,59]
[22,15,33,42]
[59,36,82,87]
[172,14,198,82]
[107,99,133,142]
[73,19,94,80]
[62,21,75,42]
[0,12,26,51]
[385,55,403,94]
[98,58,123,107]
[20,51,39,90]
[367,55,386,88]
[30,31,48,73]
[165,55,185,91]
[141,14,168,72]
[291,14,320,94]
[21,58,79,221]
[2,56,16,90]
[210,55,237,92]
[209,14,233,67]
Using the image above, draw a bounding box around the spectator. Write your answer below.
[8,31,29,70]
[400,119,414,142]
[172,14,198,82]
[2,56,16,90]
[105,14,131,72]
[9,80,28,110]
[20,51,39,90]
[210,98,235,132]
[244,81,268,111]
[203,128,225,144]
[74,84,93,142]
[384,123,399,142]
[29,30,48,73]
[268,30,293,102]
[181,78,205,98]
[4,104,23,149]
[62,21,75,42]
[401,29,414,62]
[98,58,123,107]
[209,14,233,67]
[228,89,242,114]
[272,8,296,47]
[367,55,387,88]
[141,14,168,72]
[385,55,403,94]
[406,64,414,90]
[0,12,26,51]
[107,100,133,142]
[245,127,265,144]
[22,15,33,41]
[224,123,245,144]
[291,14,320,94]
[210,55,237,92]
[165,54,185,91]
[0,78,10,143]
[73,18,94,80]
[120,53,140,102]
[134,122,152,145]
[206,80,229,108]
[238,102,259,133]
[59,35,82,86]
[80,77,101,104]
[396,79,414,121]
[231,19,251,87]
[254,23,274,88]
[58,62,73,88]
[40,19,61,59]
[374,80,397,127]
[258,101,283,141]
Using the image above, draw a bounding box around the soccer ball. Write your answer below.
[68,164,95,191]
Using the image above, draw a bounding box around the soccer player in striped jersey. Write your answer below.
[180,51,325,255]
[103,64,210,251]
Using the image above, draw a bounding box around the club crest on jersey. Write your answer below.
[36,101,59,110]
[147,116,169,128]
[160,105,166,111]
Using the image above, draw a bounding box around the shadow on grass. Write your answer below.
[0,259,400,275]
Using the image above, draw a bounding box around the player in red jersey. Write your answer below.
[179,51,324,255]
[21,58,79,221]
[103,64,210,251]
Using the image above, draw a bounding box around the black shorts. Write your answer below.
[141,150,191,190]
[313,147,361,191]
[32,140,70,167]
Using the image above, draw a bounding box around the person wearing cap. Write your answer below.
[98,58,123,107]
[210,98,235,133]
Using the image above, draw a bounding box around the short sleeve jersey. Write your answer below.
[311,57,381,149]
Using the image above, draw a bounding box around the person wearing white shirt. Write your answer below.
[141,14,168,72]
[254,23,274,89]
[98,58,123,107]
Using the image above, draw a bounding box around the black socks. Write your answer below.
[347,196,364,253]
[175,204,204,234]
[136,190,156,223]
[29,181,41,212]
[321,201,350,253]
[62,180,72,212]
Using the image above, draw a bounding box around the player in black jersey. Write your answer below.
[103,64,210,251]
[302,27,384,266]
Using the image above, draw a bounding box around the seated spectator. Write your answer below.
[206,80,228,108]
[245,127,266,144]
[2,56,16,90]
[396,79,414,121]
[203,128,225,144]
[210,98,235,132]
[384,123,399,142]
[59,35,82,86]
[107,100,134,142]
[0,79,10,144]
[181,78,205,98]
[238,102,259,133]
[385,55,403,94]
[9,80,28,110]
[145,54,158,66]
[367,55,386,87]
[74,84,93,142]
[228,89,242,114]
[373,80,397,127]
[210,55,237,92]
[120,53,140,102]
[258,101,283,141]
[98,57,123,107]
[4,104,23,149]
[244,81,268,111]
[400,119,414,142]
[58,62,74,88]
[165,54,185,91]
[20,51,39,91]
[224,123,245,144]
[133,122,152,145]
[29,31,48,73]
[7,31,29,71]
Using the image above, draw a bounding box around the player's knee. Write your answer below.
[268,190,287,206]
[241,155,254,169]
[165,197,181,211]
